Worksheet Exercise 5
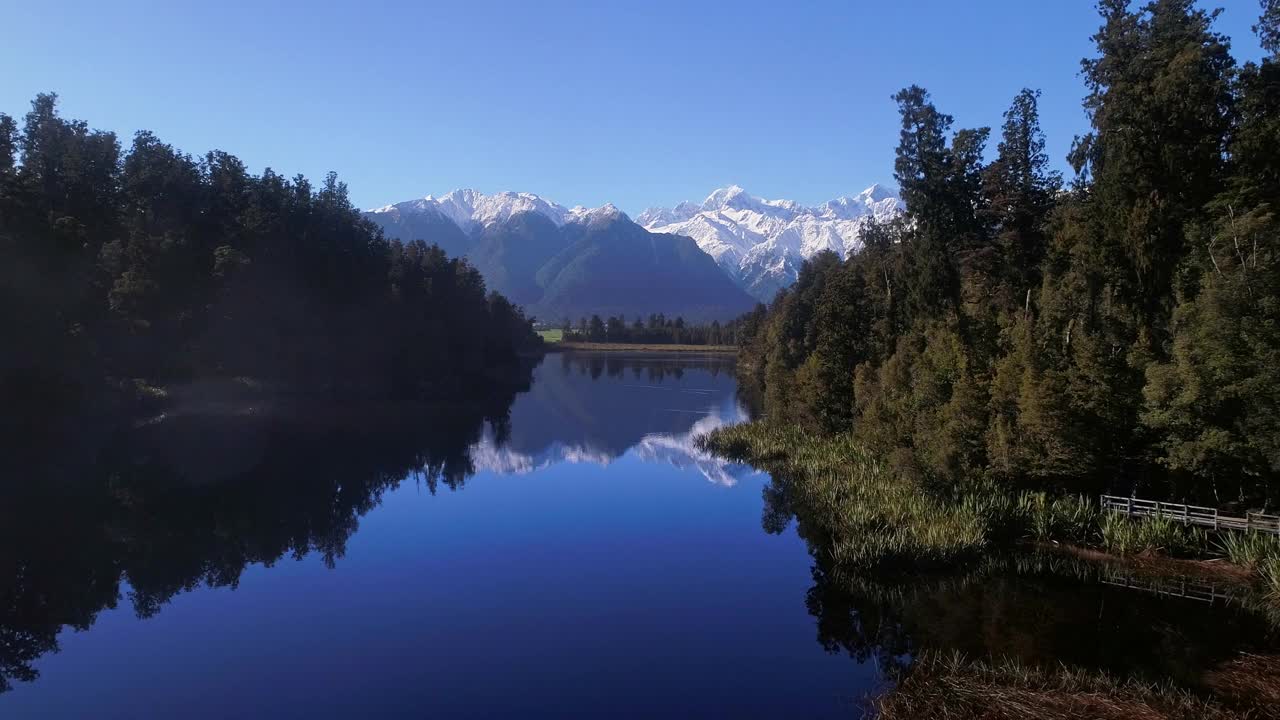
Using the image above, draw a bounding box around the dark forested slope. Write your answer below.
[0,95,541,420]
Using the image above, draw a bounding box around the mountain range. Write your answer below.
[637,184,902,300]
[364,184,901,319]
[366,190,755,322]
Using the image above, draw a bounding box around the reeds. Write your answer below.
[700,424,991,571]
[702,423,1124,571]
[1261,557,1280,603]
[1100,512,1210,557]
[701,422,1280,602]
[1216,531,1280,569]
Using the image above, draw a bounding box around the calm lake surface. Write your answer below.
[3,353,1276,718]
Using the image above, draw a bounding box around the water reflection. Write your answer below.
[8,351,1272,714]
[0,386,525,693]
[470,353,755,485]
[0,352,752,695]
[758,472,1280,709]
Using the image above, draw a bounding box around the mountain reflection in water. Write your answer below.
[0,351,760,703]
[469,353,753,485]
[3,352,1277,718]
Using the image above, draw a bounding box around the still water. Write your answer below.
[2,353,875,718]
[2,353,1276,718]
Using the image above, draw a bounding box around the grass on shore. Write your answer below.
[698,422,1280,584]
[536,328,564,343]
[870,651,1255,720]
[698,424,991,571]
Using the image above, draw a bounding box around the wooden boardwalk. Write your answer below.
[1101,495,1280,535]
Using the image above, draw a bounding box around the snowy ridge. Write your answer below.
[637,184,902,299]
[368,189,628,232]
[366,185,898,300]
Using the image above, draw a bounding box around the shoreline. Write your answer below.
[546,342,737,354]
[697,421,1280,588]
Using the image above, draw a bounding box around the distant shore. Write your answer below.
[549,341,737,354]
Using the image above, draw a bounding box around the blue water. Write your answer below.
[2,354,875,718]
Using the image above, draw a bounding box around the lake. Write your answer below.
[2,352,1276,718]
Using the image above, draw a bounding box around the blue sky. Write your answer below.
[0,0,1267,214]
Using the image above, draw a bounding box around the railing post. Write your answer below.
[1213,509,1218,531]
[1127,496,1133,516]
[1184,504,1189,526]
[1155,500,1161,518]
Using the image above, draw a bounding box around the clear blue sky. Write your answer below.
[0,0,1266,213]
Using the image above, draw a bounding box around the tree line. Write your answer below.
[0,95,541,415]
[735,0,1280,504]
[560,312,748,346]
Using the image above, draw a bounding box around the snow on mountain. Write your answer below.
[467,402,756,487]
[366,185,900,302]
[566,202,628,226]
[367,189,635,234]
[638,184,902,300]
[369,189,564,232]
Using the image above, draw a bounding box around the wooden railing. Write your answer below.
[1101,495,1280,535]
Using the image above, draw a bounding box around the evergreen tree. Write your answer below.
[0,94,540,415]
[730,1,1277,500]
[981,89,1060,304]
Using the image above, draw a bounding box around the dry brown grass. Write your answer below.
[870,652,1274,720]
[1203,653,1280,709]
[1050,543,1257,584]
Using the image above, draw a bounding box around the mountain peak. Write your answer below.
[858,183,896,201]
[702,185,751,209]
[364,190,754,322]
[640,184,903,300]
[568,202,628,226]
[370,188,575,231]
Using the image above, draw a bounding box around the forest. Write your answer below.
[729,0,1279,507]
[0,95,542,424]
[559,312,751,346]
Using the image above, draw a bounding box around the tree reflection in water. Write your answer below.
[6,351,1279,708]
[758,473,1280,708]
[0,383,522,692]
[0,352,751,693]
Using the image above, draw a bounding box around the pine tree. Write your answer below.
[1072,0,1235,333]
[982,89,1060,304]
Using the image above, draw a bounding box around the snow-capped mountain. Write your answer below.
[364,189,755,322]
[365,185,900,309]
[368,189,625,232]
[637,184,902,300]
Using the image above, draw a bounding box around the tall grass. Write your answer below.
[700,424,1110,572]
[1100,512,1209,557]
[700,424,990,571]
[1216,531,1280,569]
[701,421,1280,605]
[1261,558,1280,604]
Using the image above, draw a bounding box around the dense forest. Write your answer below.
[560,312,752,345]
[0,96,541,421]
[734,0,1279,505]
